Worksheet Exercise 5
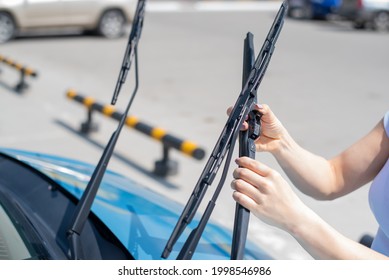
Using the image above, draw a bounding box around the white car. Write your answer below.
[0,0,137,43]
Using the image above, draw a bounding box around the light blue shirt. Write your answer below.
[368,111,389,256]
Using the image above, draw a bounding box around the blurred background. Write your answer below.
[0,0,388,259]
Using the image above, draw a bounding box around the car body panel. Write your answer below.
[0,148,272,260]
[14,0,66,27]
[0,0,136,30]
[312,0,341,15]
[287,0,341,19]
[63,0,134,29]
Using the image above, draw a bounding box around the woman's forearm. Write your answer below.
[290,208,388,260]
[270,128,338,200]
[269,118,389,200]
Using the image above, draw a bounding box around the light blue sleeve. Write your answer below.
[384,111,389,138]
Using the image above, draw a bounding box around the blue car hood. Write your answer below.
[1,148,271,260]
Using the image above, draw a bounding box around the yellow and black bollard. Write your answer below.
[0,54,38,93]
[66,89,206,176]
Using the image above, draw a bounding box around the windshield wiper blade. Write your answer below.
[162,1,288,260]
[66,0,147,260]
[230,31,257,260]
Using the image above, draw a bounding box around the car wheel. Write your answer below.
[97,9,126,39]
[0,12,16,43]
[373,12,389,32]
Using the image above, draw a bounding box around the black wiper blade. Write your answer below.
[231,31,256,260]
[111,0,146,106]
[66,0,147,260]
[162,1,288,260]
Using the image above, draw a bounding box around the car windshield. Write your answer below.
[0,202,34,260]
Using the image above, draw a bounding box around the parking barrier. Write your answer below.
[0,54,38,93]
[66,89,206,176]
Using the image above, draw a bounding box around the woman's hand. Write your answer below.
[231,156,309,233]
[227,104,286,153]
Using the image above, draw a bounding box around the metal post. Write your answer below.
[80,108,99,134]
[154,145,178,177]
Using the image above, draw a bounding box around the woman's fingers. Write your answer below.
[231,177,263,204]
[235,157,272,177]
[232,190,257,211]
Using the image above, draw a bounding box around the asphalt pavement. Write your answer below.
[0,1,388,259]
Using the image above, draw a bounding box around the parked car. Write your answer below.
[287,0,341,19]
[0,0,137,43]
[336,0,389,30]
[0,147,272,260]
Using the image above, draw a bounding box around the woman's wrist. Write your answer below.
[287,205,320,238]
[270,127,299,160]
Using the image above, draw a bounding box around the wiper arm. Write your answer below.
[66,0,147,260]
[111,0,146,106]
[162,1,288,260]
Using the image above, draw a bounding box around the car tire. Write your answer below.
[0,12,16,43]
[372,11,389,32]
[96,9,126,39]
